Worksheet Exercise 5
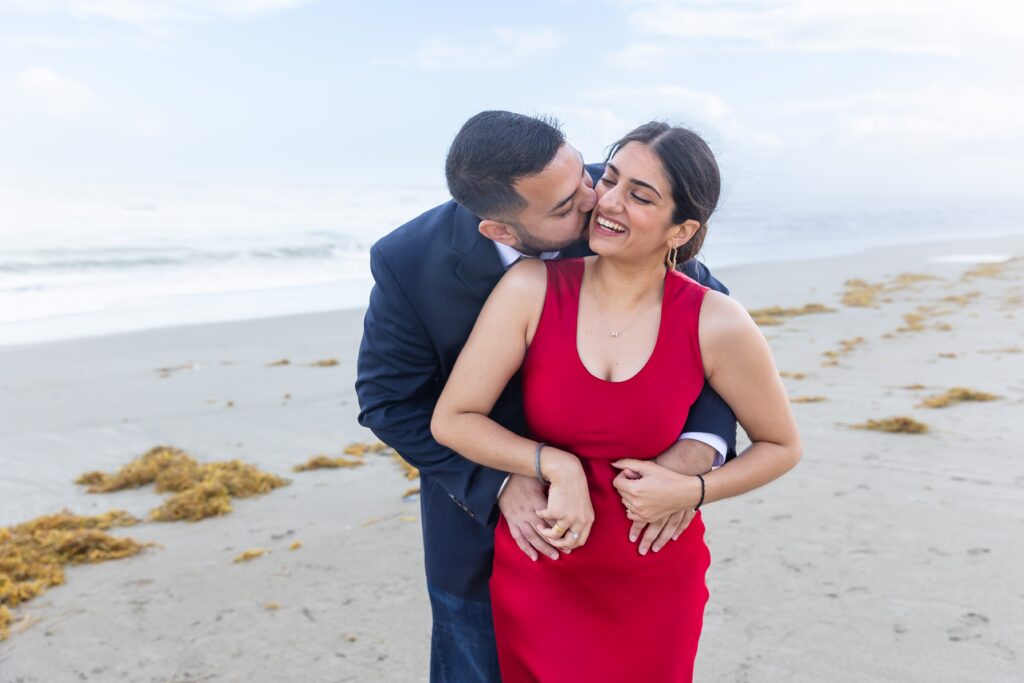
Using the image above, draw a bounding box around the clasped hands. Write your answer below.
[498,440,714,561]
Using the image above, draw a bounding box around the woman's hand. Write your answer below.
[535,448,594,552]
[611,459,699,526]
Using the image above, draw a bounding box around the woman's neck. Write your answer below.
[588,255,667,310]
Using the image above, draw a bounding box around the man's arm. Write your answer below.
[679,259,738,460]
[355,244,506,525]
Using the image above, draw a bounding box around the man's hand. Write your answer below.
[498,474,561,561]
[620,439,715,555]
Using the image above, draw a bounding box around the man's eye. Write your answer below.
[557,208,573,218]
[600,177,615,186]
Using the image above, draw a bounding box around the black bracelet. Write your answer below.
[535,442,549,485]
[694,474,706,511]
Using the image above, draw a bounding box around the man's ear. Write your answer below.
[479,220,520,248]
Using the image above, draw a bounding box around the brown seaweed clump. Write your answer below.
[392,453,420,480]
[233,548,267,563]
[267,358,290,366]
[76,447,290,523]
[403,486,421,499]
[747,303,834,326]
[790,396,827,403]
[74,446,199,494]
[151,481,233,522]
[308,358,339,367]
[293,455,364,472]
[0,604,10,641]
[842,279,886,307]
[0,510,149,641]
[822,336,865,365]
[779,371,807,380]
[918,387,1000,409]
[851,417,930,434]
[343,441,392,457]
[962,262,1007,280]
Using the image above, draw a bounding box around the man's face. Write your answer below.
[506,144,598,254]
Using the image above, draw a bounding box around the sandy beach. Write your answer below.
[1,234,1022,682]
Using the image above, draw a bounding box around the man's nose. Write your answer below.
[579,185,597,213]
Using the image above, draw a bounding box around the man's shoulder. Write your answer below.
[373,199,460,259]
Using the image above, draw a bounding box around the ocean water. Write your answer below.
[1,182,1021,345]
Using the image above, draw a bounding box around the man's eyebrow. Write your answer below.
[550,153,586,213]
[606,162,663,199]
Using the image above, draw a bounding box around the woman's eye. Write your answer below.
[632,193,651,204]
[600,177,615,186]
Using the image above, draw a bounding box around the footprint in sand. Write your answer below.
[947,611,989,642]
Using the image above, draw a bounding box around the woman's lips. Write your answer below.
[594,214,628,237]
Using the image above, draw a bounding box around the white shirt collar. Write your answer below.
[491,241,561,270]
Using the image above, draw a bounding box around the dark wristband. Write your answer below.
[694,474,706,511]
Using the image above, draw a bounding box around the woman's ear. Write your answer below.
[668,219,701,249]
[478,220,519,247]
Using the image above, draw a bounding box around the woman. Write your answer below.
[431,122,801,682]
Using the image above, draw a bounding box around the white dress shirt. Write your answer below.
[490,241,727,500]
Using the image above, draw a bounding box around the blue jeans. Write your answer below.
[427,582,501,683]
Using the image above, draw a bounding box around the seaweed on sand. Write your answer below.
[233,548,267,563]
[918,387,1000,409]
[0,510,149,641]
[76,447,289,522]
[747,303,834,326]
[851,417,929,434]
[293,455,364,472]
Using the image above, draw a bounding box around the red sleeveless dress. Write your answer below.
[490,258,712,683]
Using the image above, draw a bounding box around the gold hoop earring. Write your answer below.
[665,246,678,271]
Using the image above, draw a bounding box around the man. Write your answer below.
[356,111,736,682]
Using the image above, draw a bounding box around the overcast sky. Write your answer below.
[1,0,1022,202]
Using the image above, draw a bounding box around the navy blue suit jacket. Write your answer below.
[356,166,737,601]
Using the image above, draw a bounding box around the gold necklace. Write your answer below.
[584,279,660,338]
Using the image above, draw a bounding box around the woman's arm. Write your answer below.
[613,291,801,520]
[431,259,595,549]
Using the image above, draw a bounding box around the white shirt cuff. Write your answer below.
[678,432,728,468]
[497,474,512,500]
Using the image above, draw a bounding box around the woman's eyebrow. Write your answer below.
[606,162,662,199]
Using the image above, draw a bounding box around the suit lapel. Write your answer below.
[450,204,506,302]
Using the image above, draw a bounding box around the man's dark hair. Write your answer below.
[445,111,565,221]
[606,121,720,263]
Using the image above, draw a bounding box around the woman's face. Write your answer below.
[588,141,693,263]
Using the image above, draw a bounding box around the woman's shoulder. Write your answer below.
[493,257,548,303]
[698,290,759,342]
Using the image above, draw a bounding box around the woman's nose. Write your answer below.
[597,185,623,214]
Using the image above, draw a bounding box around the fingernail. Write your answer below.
[653,545,661,553]
[673,534,680,541]
[629,534,638,542]
[551,554,559,560]
[639,547,648,556]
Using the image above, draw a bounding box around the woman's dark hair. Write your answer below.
[445,111,565,221]
[606,122,720,263]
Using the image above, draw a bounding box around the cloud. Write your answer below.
[613,0,1023,57]
[576,86,781,151]
[796,86,1024,145]
[0,0,311,24]
[16,66,97,117]
[414,26,565,69]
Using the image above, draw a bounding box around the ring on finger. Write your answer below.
[568,530,580,540]
[551,523,567,535]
